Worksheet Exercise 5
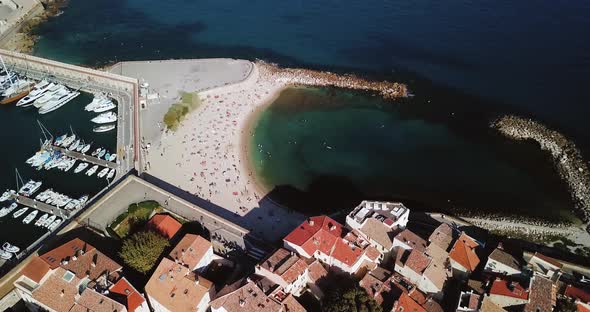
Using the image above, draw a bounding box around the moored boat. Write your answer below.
[86,165,98,176]
[22,210,38,224]
[13,207,28,218]
[93,124,116,133]
[2,242,19,253]
[16,80,54,107]
[91,111,117,124]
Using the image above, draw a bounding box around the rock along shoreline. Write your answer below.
[256,60,408,99]
[494,115,590,229]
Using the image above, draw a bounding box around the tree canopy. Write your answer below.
[322,285,382,312]
[119,230,169,274]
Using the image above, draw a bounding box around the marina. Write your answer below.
[0,49,138,268]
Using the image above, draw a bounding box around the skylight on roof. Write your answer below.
[63,271,75,283]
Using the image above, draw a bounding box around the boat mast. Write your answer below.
[15,168,24,190]
[0,56,14,86]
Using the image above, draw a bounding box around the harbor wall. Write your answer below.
[0,48,140,172]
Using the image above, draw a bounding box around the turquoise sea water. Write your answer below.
[28,0,590,220]
[251,88,572,220]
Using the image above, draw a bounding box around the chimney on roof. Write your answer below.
[330,225,336,231]
[77,249,84,257]
[72,255,77,261]
[92,254,98,267]
[308,218,314,226]
[181,249,185,256]
[61,259,69,265]
[239,299,246,307]
[60,289,65,297]
[497,242,504,250]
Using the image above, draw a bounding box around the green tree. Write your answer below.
[322,286,382,312]
[119,230,169,274]
[555,299,578,312]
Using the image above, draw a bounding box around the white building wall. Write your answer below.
[146,294,171,312]
[283,241,311,258]
[392,240,413,251]
[484,259,521,276]
[135,300,150,312]
[194,247,214,272]
[417,276,443,300]
[197,292,211,312]
[450,259,470,279]
[399,266,421,285]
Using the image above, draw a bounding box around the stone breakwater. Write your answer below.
[256,61,408,99]
[494,115,590,226]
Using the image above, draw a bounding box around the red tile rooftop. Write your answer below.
[393,292,426,312]
[284,216,343,257]
[489,278,528,300]
[147,214,182,239]
[449,233,480,271]
[39,238,95,269]
[169,233,211,269]
[565,285,590,303]
[20,256,50,284]
[405,249,430,274]
[395,229,427,252]
[110,277,145,312]
[331,238,364,267]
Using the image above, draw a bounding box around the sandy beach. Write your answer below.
[139,60,406,239]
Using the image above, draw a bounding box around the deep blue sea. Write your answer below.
[30,0,590,220]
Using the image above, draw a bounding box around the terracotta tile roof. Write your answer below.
[144,257,213,311]
[405,249,430,274]
[210,280,281,312]
[359,218,395,249]
[360,273,388,304]
[147,214,182,239]
[259,248,308,284]
[449,233,480,271]
[524,275,555,312]
[331,238,364,267]
[531,252,563,269]
[480,296,507,312]
[394,230,427,252]
[20,256,50,284]
[110,277,145,312]
[74,288,126,312]
[488,247,521,271]
[32,267,79,312]
[422,259,448,290]
[284,216,342,246]
[307,260,327,283]
[408,288,427,304]
[393,292,427,312]
[169,234,212,270]
[40,238,95,269]
[565,285,590,303]
[61,248,122,280]
[489,278,528,300]
[282,294,307,312]
[578,303,590,312]
[428,223,454,251]
[422,298,444,312]
[364,246,380,262]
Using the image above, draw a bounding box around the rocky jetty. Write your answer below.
[494,115,590,227]
[257,61,408,99]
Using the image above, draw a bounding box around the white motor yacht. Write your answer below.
[91,111,117,124]
[86,165,98,176]
[2,242,19,253]
[18,180,42,197]
[35,213,49,226]
[22,210,38,224]
[107,168,116,179]
[13,207,28,218]
[97,167,109,178]
[74,162,89,173]
[68,139,80,151]
[16,81,54,107]
[0,249,12,260]
[42,215,56,228]
[93,100,116,113]
[81,143,92,154]
[108,154,117,162]
[33,85,68,108]
[39,90,80,114]
[48,218,61,231]
[0,190,15,202]
[93,124,116,133]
